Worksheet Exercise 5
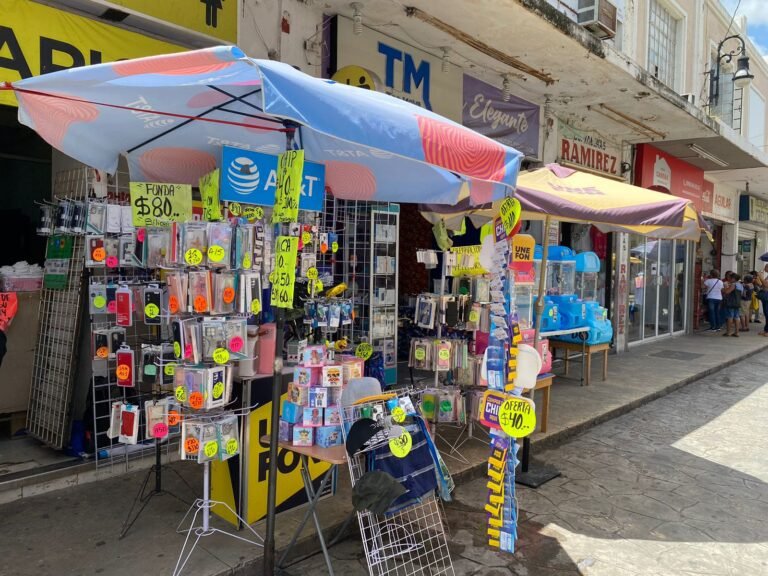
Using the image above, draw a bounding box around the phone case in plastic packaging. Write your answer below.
[207,222,232,269]
[225,318,248,359]
[143,285,163,325]
[118,404,140,445]
[119,234,136,267]
[107,402,123,439]
[146,228,170,268]
[184,367,206,410]
[166,399,183,435]
[89,283,107,315]
[198,423,220,463]
[217,415,240,461]
[166,272,188,316]
[201,319,226,363]
[234,224,254,270]
[206,366,227,409]
[86,202,106,235]
[106,203,122,234]
[86,235,105,267]
[189,270,212,314]
[182,222,208,267]
[115,284,133,327]
[213,271,237,314]
[182,318,202,364]
[116,346,135,387]
[181,421,202,461]
[145,400,168,440]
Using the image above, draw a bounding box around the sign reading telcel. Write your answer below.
[219,146,325,212]
[634,143,705,212]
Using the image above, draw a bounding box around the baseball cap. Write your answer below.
[352,471,407,515]
[345,418,389,457]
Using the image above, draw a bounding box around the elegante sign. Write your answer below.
[0,0,184,107]
[332,15,463,121]
[558,121,622,177]
[462,75,540,158]
[634,143,705,212]
[109,0,237,43]
[739,195,768,225]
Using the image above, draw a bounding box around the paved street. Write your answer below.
[289,353,768,575]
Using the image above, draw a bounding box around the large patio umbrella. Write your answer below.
[4,46,523,572]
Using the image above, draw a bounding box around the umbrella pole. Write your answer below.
[516,215,560,488]
[264,131,295,574]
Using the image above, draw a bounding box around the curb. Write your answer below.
[237,341,768,575]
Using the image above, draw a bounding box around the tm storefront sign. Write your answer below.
[634,143,705,212]
[558,121,622,178]
[0,0,184,107]
[462,75,540,158]
[331,15,463,121]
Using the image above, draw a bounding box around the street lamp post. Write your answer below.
[710,34,754,108]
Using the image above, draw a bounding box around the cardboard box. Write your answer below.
[278,419,293,442]
[292,426,314,447]
[281,400,303,424]
[324,405,341,426]
[303,406,323,427]
[308,387,329,408]
[322,365,343,387]
[316,425,343,448]
[288,382,310,406]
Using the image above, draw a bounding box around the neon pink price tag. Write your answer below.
[152,423,168,439]
[136,228,146,242]
[229,336,244,353]
[106,256,118,268]
[107,300,117,313]
[184,343,192,359]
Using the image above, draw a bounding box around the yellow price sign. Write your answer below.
[414,348,426,361]
[331,241,339,253]
[144,303,159,319]
[242,206,263,221]
[243,254,252,269]
[391,406,406,423]
[469,310,480,323]
[164,363,177,376]
[130,182,192,227]
[208,245,225,262]
[185,248,203,266]
[174,386,186,402]
[213,348,230,365]
[499,197,522,235]
[228,202,242,216]
[204,441,219,458]
[250,299,262,315]
[389,430,412,458]
[225,438,239,455]
[93,295,106,310]
[272,150,305,223]
[270,236,299,309]
[355,342,373,361]
[438,349,450,361]
[212,382,225,399]
[306,267,318,280]
[499,397,537,438]
[302,231,312,245]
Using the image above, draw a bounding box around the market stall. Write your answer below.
[6,45,528,575]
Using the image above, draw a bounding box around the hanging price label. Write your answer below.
[389,430,413,458]
[169,295,180,314]
[414,348,426,361]
[229,336,244,353]
[222,286,235,304]
[469,310,480,323]
[96,346,109,359]
[356,342,373,361]
[270,236,299,309]
[242,206,263,221]
[207,245,225,262]
[92,247,106,262]
[185,248,203,266]
[331,241,339,253]
[189,392,204,410]
[498,396,537,438]
[174,386,186,402]
[164,363,176,376]
[168,410,181,427]
[225,438,239,455]
[144,303,159,319]
[250,299,261,315]
[213,348,230,365]
[438,349,450,361]
[272,150,305,223]
[204,441,219,458]
[212,381,225,399]
[184,438,199,455]
[306,267,318,280]
[194,295,208,313]
[116,364,131,381]
[499,196,522,235]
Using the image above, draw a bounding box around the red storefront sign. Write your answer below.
[701,179,714,214]
[634,143,705,212]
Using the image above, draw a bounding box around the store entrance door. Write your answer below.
[627,236,689,343]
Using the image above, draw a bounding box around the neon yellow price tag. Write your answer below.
[144,303,159,319]
[204,441,219,458]
[175,386,186,402]
[302,231,312,244]
[164,363,176,376]
[306,267,318,280]
[389,430,412,458]
[356,342,373,361]
[225,439,239,455]
[207,245,225,262]
[499,397,537,438]
[213,348,230,365]
[242,206,263,220]
[212,382,225,399]
[185,248,203,266]
[229,202,242,216]
[93,295,106,310]
[243,254,252,269]
[332,241,339,253]
[392,406,406,423]
[250,299,261,314]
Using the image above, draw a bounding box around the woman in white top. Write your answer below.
[703,269,723,332]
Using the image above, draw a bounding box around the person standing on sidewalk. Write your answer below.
[722,272,743,337]
[750,270,762,323]
[703,269,723,332]
[740,274,754,332]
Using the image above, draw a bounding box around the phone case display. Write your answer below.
[212,272,237,314]
[189,270,212,314]
[115,285,133,326]
[207,222,232,269]
[181,222,208,267]
[118,404,140,445]
[146,228,170,268]
[116,347,135,387]
[167,272,188,315]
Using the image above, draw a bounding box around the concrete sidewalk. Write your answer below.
[0,330,766,576]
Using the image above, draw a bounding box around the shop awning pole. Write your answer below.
[516,215,561,488]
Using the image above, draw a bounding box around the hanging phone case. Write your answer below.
[143,286,162,325]
[118,404,139,445]
[115,285,133,327]
[116,347,135,387]
[86,235,105,267]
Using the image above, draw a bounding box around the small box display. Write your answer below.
[324,405,341,426]
[303,345,325,367]
[302,406,323,427]
[322,365,343,387]
[316,425,343,448]
[292,426,314,447]
[281,400,303,424]
[309,387,329,408]
[288,382,310,406]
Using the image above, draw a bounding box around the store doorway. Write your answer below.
[627,236,690,343]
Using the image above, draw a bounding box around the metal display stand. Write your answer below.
[174,460,264,576]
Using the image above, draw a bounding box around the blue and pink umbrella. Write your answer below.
[6,45,522,205]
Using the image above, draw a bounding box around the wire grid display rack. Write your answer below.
[341,400,455,576]
[324,199,399,379]
[86,168,177,471]
[27,168,88,449]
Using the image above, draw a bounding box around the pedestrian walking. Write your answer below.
[722,272,742,337]
[740,274,754,332]
[703,269,723,332]
[750,270,762,323]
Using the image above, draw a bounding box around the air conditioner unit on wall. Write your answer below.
[577,0,617,39]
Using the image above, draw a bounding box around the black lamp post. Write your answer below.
[710,34,754,107]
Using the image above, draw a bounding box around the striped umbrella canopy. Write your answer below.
[421,164,707,241]
[6,46,522,206]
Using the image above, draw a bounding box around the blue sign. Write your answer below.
[219,146,326,211]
